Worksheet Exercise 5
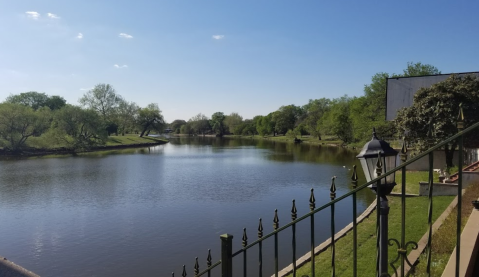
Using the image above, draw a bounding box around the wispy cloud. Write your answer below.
[47,13,60,19]
[77,33,83,39]
[25,11,40,19]
[114,64,128,69]
[212,35,225,40]
[119,33,133,39]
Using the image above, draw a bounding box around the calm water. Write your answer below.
[0,137,374,277]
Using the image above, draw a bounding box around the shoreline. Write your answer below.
[0,140,169,159]
[170,134,352,148]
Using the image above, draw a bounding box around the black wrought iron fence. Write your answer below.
[173,117,479,277]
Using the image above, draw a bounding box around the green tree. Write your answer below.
[286,129,298,139]
[351,62,441,142]
[294,122,308,138]
[302,98,331,139]
[256,113,275,136]
[79,84,123,121]
[210,112,226,136]
[6,91,66,110]
[137,103,165,137]
[224,112,243,135]
[402,61,441,77]
[116,100,139,135]
[50,105,107,149]
[395,74,479,168]
[318,96,353,143]
[180,123,192,135]
[45,95,67,110]
[240,119,256,136]
[0,103,51,151]
[169,119,187,134]
[272,105,303,135]
[189,113,210,136]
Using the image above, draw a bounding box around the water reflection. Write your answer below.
[0,137,374,277]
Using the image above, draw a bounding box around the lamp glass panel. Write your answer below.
[384,155,397,183]
[359,158,371,182]
[367,156,378,180]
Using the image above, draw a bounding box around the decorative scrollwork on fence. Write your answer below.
[388,238,419,276]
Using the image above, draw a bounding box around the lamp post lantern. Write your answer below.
[357,128,398,276]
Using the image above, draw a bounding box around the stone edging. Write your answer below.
[0,256,39,277]
[275,199,378,277]
[441,197,479,276]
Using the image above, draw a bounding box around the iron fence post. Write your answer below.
[400,140,407,277]
[456,103,464,277]
[221,234,234,277]
[379,195,389,276]
[351,166,358,277]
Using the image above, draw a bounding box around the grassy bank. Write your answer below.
[104,134,168,146]
[24,134,168,149]
[224,134,345,147]
[291,195,454,276]
[411,182,479,276]
[1,134,169,157]
[393,171,439,195]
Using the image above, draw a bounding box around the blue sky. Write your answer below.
[1,1,478,122]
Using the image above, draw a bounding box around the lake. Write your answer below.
[0,137,374,276]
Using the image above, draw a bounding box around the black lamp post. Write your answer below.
[356,128,398,276]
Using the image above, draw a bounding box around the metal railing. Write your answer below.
[173,117,479,277]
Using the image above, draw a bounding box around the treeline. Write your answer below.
[170,62,441,143]
[0,62,441,153]
[0,84,165,152]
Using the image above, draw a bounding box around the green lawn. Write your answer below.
[25,134,168,149]
[393,171,439,195]
[226,134,344,146]
[291,195,454,277]
[411,182,479,276]
[104,134,168,146]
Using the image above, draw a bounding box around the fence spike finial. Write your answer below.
[351,165,358,189]
[427,118,435,139]
[194,257,199,275]
[182,265,187,277]
[330,176,336,200]
[400,137,408,162]
[291,199,297,221]
[309,188,316,211]
[242,228,248,247]
[258,218,263,239]
[376,152,383,177]
[273,209,279,230]
[206,249,212,268]
[457,103,465,131]
[372,127,378,139]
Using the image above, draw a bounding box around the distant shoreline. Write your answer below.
[171,134,350,147]
[0,139,169,159]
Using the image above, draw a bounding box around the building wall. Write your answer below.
[386,72,479,121]
[400,148,479,171]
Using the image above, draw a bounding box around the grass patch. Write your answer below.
[22,134,167,155]
[225,135,344,147]
[291,195,454,277]
[393,171,439,195]
[104,134,167,146]
[410,182,479,276]
[26,134,167,149]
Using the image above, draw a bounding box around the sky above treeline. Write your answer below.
[1,0,478,122]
